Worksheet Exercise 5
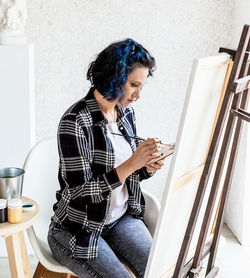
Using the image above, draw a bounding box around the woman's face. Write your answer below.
[119,66,149,107]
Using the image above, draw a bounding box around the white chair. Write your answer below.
[23,137,161,278]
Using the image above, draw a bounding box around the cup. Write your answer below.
[0,168,25,199]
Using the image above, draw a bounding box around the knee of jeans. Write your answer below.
[48,228,72,253]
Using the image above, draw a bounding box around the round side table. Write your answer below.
[0,196,39,278]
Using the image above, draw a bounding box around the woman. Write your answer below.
[48,38,165,278]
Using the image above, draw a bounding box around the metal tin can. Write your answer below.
[0,168,25,200]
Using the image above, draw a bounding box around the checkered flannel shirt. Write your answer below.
[51,87,153,259]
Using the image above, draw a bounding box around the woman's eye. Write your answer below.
[131,83,138,87]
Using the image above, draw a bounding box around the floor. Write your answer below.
[0,224,249,278]
[215,225,250,278]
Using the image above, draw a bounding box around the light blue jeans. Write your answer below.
[47,212,152,278]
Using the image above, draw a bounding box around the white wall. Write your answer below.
[0,45,35,168]
[26,0,235,201]
[231,0,250,48]
[0,45,36,257]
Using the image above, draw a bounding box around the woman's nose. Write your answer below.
[134,88,141,99]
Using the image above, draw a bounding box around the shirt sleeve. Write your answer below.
[58,113,122,203]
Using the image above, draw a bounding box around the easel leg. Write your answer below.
[206,267,219,278]
[190,33,250,278]
[206,78,250,274]
[173,25,250,278]
[5,231,32,278]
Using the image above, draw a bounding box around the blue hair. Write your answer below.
[86,38,155,101]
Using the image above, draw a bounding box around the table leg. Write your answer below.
[5,231,32,278]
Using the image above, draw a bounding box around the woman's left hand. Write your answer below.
[146,158,166,174]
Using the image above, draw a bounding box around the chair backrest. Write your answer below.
[23,137,59,242]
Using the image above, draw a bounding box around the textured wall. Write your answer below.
[26,0,235,201]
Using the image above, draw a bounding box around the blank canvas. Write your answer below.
[145,53,232,278]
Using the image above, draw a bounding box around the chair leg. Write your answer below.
[61,274,71,278]
[33,262,76,278]
[124,265,136,278]
[33,262,46,278]
[34,261,129,278]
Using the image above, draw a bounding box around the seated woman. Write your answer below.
[48,38,166,278]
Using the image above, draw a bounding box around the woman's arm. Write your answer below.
[58,113,160,203]
[58,114,123,203]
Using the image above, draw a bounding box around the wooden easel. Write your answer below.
[172,24,250,278]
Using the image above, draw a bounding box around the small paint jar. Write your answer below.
[8,198,22,224]
[0,199,7,223]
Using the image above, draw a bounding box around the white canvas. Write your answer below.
[145,53,232,278]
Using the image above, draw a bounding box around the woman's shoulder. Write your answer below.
[59,96,90,124]
[66,98,87,114]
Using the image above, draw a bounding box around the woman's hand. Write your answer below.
[115,138,162,183]
[146,158,166,174]
[128,138,161,171]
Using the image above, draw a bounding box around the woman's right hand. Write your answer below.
[129,138,161,171]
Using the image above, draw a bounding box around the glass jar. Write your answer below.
[8,198,22,224]
[0,199,7,223]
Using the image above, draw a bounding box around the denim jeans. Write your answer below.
[47,212,152,278]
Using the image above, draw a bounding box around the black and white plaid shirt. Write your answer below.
[51,87,153,259]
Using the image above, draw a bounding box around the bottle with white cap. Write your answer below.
[8,198,22,224]
[0,199,7,223]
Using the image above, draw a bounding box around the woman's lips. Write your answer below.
[128,99,133,102]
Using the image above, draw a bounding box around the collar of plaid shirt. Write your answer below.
[85,87,136,148]
[85,87,125,125]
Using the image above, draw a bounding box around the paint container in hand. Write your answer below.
[8,198,22,224]
[0,199,7,223]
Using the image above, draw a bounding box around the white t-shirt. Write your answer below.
[105,121,133,225]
